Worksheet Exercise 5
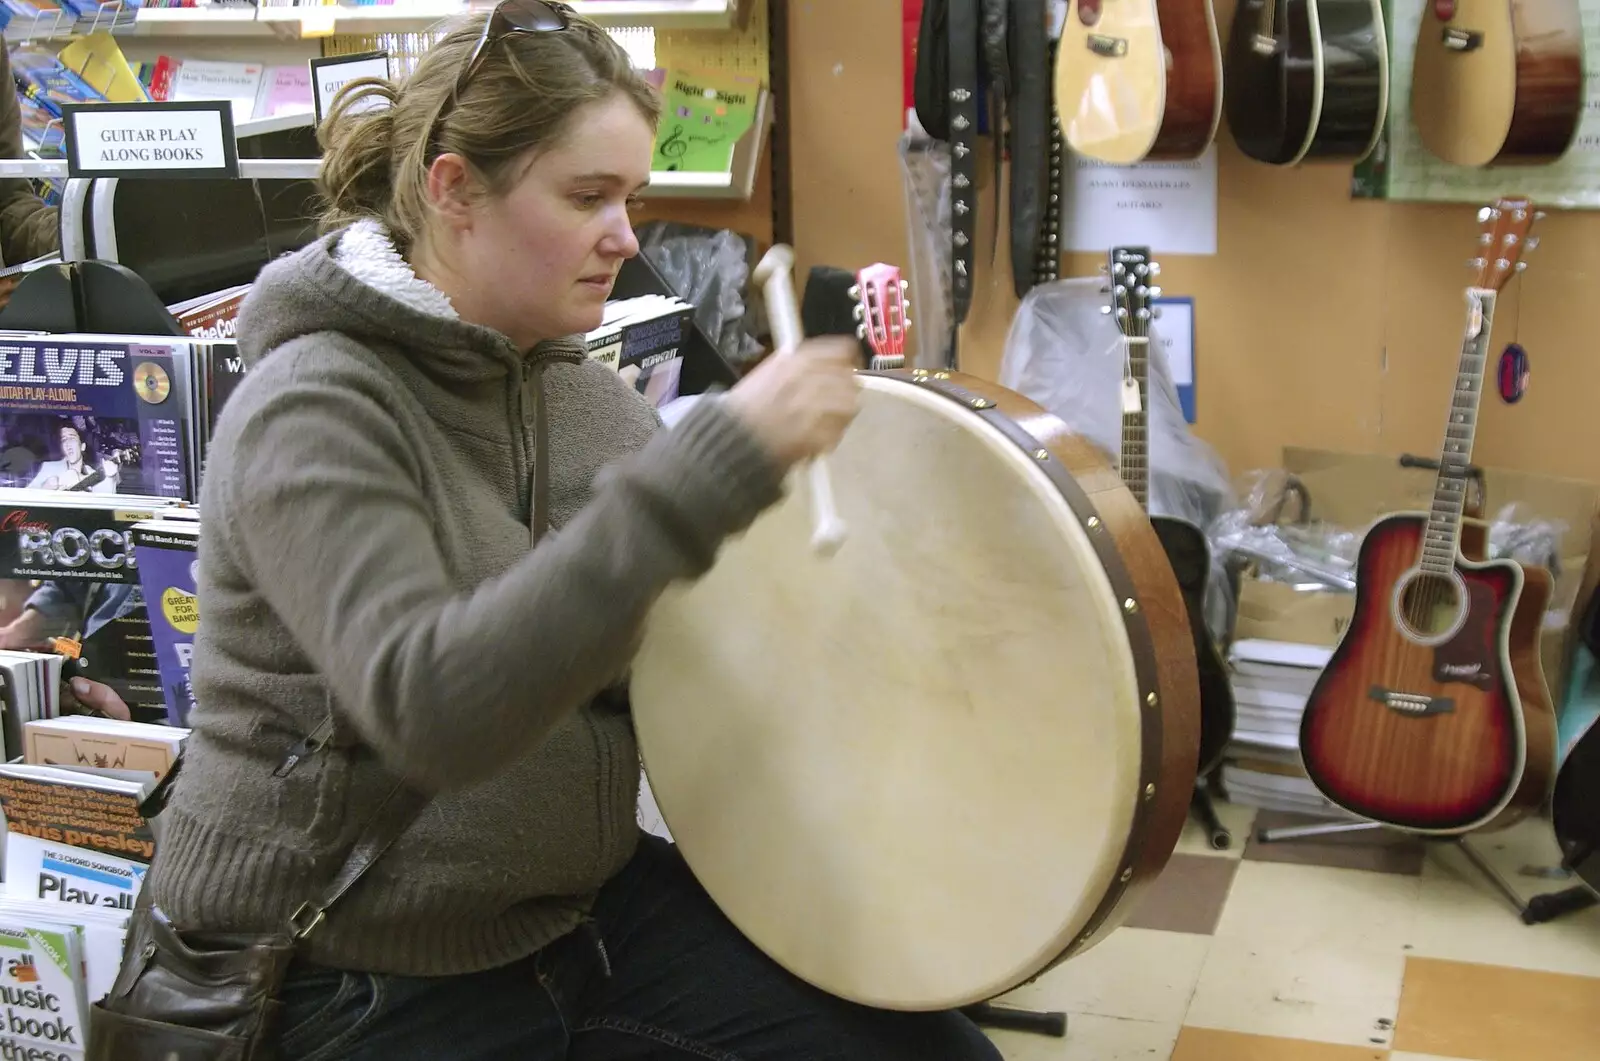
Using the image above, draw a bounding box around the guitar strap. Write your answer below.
[981,0,1009,284]
[1033,14,1066,286]
[912,0,979,366]
[1006,0,1049,297]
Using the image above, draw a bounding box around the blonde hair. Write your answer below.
[315,11,660,251]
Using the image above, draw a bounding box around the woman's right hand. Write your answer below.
[724,336,861,469]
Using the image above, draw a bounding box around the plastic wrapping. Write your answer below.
[1211,471,1574,632]
[634,220,766,371]
[1208,470,1360,592]
[998,276,1237,640]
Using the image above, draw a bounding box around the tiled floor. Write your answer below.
[980,796,1600,1061]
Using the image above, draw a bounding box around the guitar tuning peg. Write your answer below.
[855,323,866,338]
[1149,286,1162,299]
[852,304,865,320]
[1526,237,1540,251]
[1515,261,1527,272]
[1100,305,1112,314]
[1479,232,1492,244]
[1534,211,1547,221]
[903,300,912,315]
[899,280,909,294]
[847,284,860,299]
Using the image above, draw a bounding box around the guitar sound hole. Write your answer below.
[1398,573,1463,640]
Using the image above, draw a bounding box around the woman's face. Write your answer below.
[454,93,655,348]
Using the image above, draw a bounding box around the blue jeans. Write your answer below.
[276,834,1004,1060]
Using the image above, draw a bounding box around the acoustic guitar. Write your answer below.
[1055,0,1223,163]
[1299,198,1557,836]
[1103,247,1236,778]
[1410,0,1585,168]
[1223,0,1389,165]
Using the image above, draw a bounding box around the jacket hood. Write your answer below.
[233,223,586,383]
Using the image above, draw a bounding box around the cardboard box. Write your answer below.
[1231,447,1600,704]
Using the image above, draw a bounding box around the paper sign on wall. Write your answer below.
[61,101,237,180]
[309,51,391,125]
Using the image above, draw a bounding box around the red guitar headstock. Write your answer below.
[1471,196,1541,292]
[848,262,910,368]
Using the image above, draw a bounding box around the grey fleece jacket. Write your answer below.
[144,224,785,976]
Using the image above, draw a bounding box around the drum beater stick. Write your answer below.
[752,245,848,557]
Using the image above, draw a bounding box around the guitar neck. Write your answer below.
[1422,288,1497,574]
[1120,334,1150,511]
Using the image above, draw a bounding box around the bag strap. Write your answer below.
[287,780,430,940]
[138,747,431,944]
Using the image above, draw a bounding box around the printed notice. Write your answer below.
[310,51,391,124]
[1062,146,1218,256]
[62,101,236,180]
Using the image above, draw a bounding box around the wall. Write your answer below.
[783,0,1600,493]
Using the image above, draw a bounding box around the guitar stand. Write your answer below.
[1190,771,1233,851]
[1256,820,1589,923]
[961,1002,1068,1038]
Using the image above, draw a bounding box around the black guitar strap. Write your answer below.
[947,0,979,347]
[981,0,1010,283]
[1033,16,1065,286]
[912,0,979,368]
[1006,0,1048,297]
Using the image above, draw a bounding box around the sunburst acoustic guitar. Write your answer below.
[1410,0,1585,168]
[1298,197,1557,837]
[1055,0,1223,163]
[1223,0,1389,165]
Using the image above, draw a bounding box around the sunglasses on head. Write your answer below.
[428,0,573,151]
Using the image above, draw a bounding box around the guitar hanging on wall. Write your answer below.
[1222,0,1389,166]
[1410,0,1584,168]
[1298,197,1557,836]
[1054,0,1223,163]
[1102,247,1236,780]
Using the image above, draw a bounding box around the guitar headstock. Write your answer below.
[1100,245,1161,338]
[1471,196,1542,291]
[848,262,910,365]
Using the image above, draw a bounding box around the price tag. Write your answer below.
[61,101,237,180]
[309,51,392,126]
[1120,377,1141,414]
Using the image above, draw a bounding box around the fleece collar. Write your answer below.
[332,219,461,322]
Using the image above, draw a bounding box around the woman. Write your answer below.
[141,3,1003,1059]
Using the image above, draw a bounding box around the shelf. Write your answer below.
[6,85,770,199]
[0,0,745,40]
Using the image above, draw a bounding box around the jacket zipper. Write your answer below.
[520,351,580,543]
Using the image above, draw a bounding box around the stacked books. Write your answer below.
[585,294,695,410]
[1220,638,1355,819]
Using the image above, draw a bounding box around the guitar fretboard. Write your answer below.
[1120,335,1150,510]
[1421,289,1496,576]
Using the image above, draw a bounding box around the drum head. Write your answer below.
[630,375,1146,1010]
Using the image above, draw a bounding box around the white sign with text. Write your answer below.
[65,104,234,177]
[311,53,391,124]
[1063,146,1218,257]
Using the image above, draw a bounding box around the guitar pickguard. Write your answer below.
[1431,578,1500,690]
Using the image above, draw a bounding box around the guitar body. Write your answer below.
[1152,515,1236,775]
[1057,0,1223,164]
[1552,715,1600,895]
[1225,0,1387,165]
[1303,0,1389,160]
[1411,0,1584,168]
[1299,513,1553,834]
